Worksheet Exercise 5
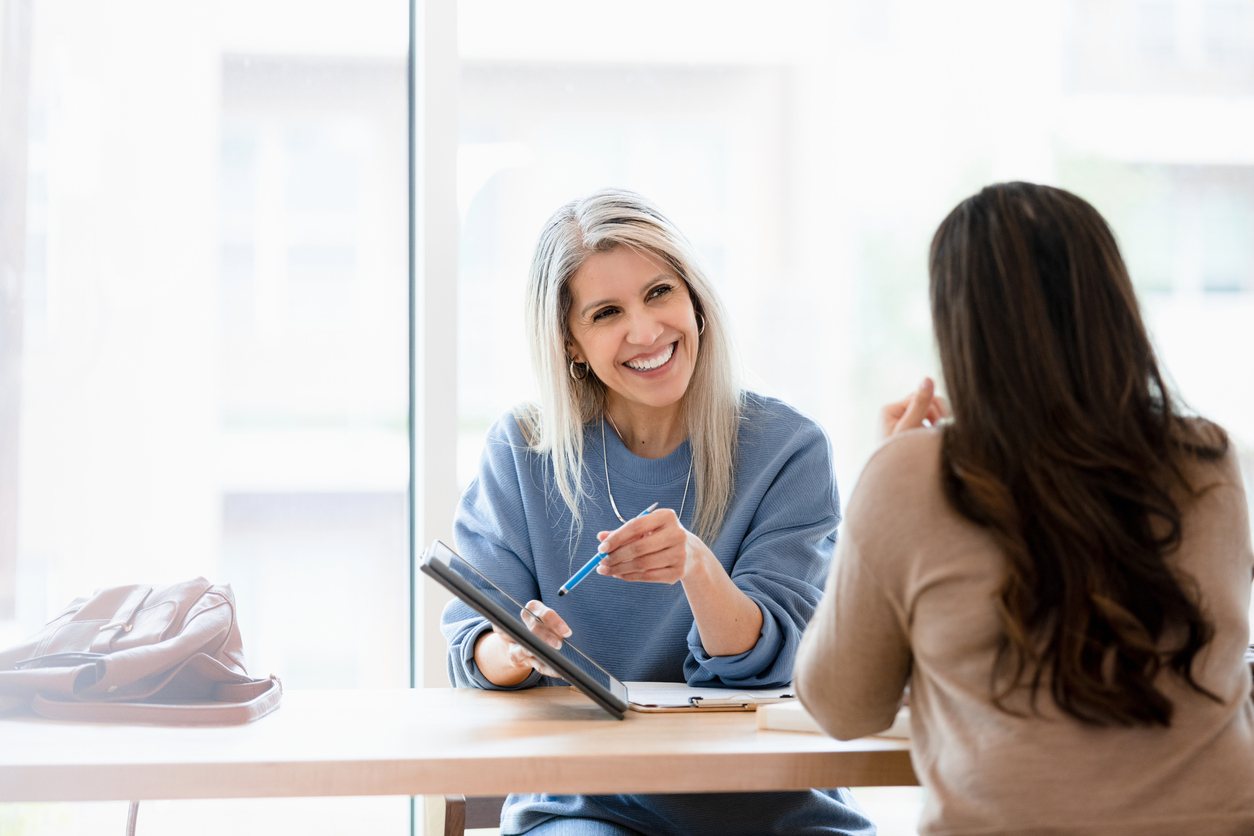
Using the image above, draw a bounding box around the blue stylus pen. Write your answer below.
[557,502,659,596]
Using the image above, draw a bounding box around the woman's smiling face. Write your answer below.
[566,245,700,415]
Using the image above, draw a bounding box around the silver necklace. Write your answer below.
[601,413,692,524]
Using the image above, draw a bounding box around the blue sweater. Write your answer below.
[442,393,875,836]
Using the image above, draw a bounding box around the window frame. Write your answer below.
[409,0,461,691]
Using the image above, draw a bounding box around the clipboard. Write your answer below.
[624,681,794,713]
[422,539,795,719]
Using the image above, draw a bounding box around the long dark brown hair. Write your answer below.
[929,182,1228,726]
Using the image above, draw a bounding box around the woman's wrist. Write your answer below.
[680,544,762,656]
[679,537,718,588]
[473,629,531,687]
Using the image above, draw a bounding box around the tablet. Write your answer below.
[421,538,631,719]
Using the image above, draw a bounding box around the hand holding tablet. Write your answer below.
[485,601,571,681]
[423,538,795,719]
[424,538,631,717]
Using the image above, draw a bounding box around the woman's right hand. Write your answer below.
[880,377,949,440]
[474,600,571,685]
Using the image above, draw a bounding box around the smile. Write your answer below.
[623,342,676,372]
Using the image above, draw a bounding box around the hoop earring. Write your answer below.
[695,312,706,336]
[569,359,589,381]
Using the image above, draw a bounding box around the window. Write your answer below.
[456,0,1254,512]
[2,1,409,832]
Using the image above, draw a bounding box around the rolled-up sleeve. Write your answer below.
[685,421,841,687]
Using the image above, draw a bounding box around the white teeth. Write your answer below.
[625,343,675,371]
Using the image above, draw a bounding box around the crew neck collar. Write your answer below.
[594,418,692,486]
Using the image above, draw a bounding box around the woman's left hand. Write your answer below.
[595,508,710,584]
[598,507,761,657]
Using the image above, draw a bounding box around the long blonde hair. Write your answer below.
[518,188,741,542]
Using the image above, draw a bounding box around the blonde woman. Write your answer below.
[442,189,874,835]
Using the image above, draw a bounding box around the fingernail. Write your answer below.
[561,627,572,637]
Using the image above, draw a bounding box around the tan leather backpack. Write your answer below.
[0,578,280,724]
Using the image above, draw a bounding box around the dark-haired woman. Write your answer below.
[795,181,1254,835]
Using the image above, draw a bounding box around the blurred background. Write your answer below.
[2,0,1252,833]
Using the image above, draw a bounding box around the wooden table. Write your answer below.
[0,688,915,802]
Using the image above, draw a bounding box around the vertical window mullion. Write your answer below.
[410,0,460,691]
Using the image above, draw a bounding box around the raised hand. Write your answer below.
[879,376,950,439]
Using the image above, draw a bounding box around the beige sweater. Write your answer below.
[796,428,1254,836]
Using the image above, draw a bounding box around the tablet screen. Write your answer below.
[422,539,630,719]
